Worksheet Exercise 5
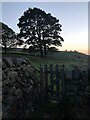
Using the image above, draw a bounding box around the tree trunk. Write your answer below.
[39,37,43,57]
[39,44,43,57]
[44,44,46,57]
[38,34,43,57]
[4,43,7,54]
[43,35,46,57]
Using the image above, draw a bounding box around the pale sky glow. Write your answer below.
[0,0,89,2]
[61,30,88,53]
[0,2,88,55]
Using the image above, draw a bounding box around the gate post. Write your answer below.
[40,65,45,102]
[61,65,66,98]
[49,64,54,96]
[55,64,60,98]
[44,64,48,101]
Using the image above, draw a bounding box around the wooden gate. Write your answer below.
[39,64,88,101]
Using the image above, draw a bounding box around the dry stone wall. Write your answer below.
[2,57,40,119]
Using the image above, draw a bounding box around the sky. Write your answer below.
[0,1,89,55]
[0,0,89,2]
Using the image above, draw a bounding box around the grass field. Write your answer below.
[2,50,88,70]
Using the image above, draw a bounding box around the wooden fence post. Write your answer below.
[44,64,48,100]
[55,64,60,98]
[40,65,45,102]
[61,65,66,98]
[49,64,54,96]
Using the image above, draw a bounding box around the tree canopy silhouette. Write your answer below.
[17,7,64,57]
[0,22,17,53]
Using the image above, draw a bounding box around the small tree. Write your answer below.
[17,7,64,57]
[0,22,17,54]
